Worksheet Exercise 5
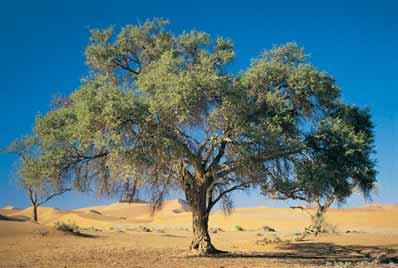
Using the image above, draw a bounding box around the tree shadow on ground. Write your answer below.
[184,242,398,265]
[161,234,189,238]
[0,214,29,222]
[73,232,98,238]
[53,229,99,239]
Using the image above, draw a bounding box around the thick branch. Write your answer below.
[28,188,37,206]
[37,188,72,206]
[61,150,109,172]
[273,188,309,201]
[205,140,227,173]
[319,196,335,213]
[206,182,251,214]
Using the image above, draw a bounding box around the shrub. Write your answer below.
[261,225,276,232]
[135,225,152,232]
[234,225,244,231]
[209,227,224,233]
[54,221,80,234]
[256,236,282,245]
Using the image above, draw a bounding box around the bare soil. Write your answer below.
[0,202,397,268]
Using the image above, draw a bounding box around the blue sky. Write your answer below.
[0,0,397,209]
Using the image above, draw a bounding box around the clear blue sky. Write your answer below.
[0,0,397,210]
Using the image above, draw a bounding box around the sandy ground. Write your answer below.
[0,200,397,268]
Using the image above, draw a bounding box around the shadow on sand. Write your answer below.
[161,234,189,238]
[0,214,30,222]
[184,242,398,264]
[71,232,99,238]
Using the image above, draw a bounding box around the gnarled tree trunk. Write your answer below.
[311,197,334,236]
[311,205,324,235]
[190,207,216,254]
[187,181,221,255]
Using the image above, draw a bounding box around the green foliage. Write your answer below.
[17,18,375,219]
[6,136,71,210]
[265,104,376,209]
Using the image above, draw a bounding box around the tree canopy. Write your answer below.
[265,105,376,203]
[264,105,376,233]
[7,137,72,221]
[18,18,376,254]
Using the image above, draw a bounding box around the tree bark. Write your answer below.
[312,204,324,235]
[311,197,334,236]
[188,183,222,255]
[28,189,39,222]
[33,205,38,222]
[190,207,216,254]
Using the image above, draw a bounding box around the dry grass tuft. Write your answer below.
[234,225,244,231]
[53,221,80,234]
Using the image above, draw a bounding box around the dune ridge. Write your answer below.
[1,200,397,234]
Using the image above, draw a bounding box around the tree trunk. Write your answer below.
[188,183,221,255]
[33,205,38,222]
[190,207,218,254]
[311,198,334,236]
[312,204,324,236]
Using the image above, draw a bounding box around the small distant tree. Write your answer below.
[264,105,376,235]
[7,137,71,222]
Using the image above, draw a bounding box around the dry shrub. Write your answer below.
[209,227,224,233]
[293,232,309,241]
[54,221,80,234]
[135,225,152,232]
[234,225,244,231]
[261,225,276,232]
[256,235,282,245]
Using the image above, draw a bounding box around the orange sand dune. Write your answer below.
[3,200,398,234]
[3,199,193,228]
[1,200,398,268]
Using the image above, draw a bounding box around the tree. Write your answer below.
[31,18,353,254]
[120,177,141,202]
[264,105,376,234]
[7,137,72,222]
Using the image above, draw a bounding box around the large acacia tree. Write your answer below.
[32,19,355,254]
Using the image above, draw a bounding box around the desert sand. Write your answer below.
[0,200,397,268]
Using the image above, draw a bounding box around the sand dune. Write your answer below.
[1,199,193,228]
[2,200,397,234]
[1,205,16,210]
[1,200,398,267]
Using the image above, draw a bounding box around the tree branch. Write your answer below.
[206,182,251,214]
[28,187,37,206]
[112,58,140,75]
[60,151,109,172]
[205,140,227,173]
[37,188,72,206]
